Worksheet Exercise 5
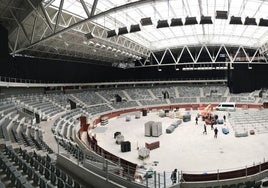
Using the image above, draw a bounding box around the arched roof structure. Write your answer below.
[1,0,268,65]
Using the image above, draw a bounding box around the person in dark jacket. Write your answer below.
[203,124,207,134]
[214,127,218,138]
[171,169,177,184]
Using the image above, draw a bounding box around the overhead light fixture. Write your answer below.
[156,19,169,28]
[216,11,228,19]
[95,43,101,48]
[129,24,141,33]
[170,18,183,26]
[244,17,257,25]
[100,44,106,49]
[88,41,94,46]
[118,27,128,35]
[107,46,112,51]
[140,17,153,26]
[185,17,198,25]
[259,18,268,27]
[107,30,117,38]
[230,16,243,25]
[112,48,117,52]
[85,32,95,39]
[200,16,213,24]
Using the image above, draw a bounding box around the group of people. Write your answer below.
[169,114,228,184]
[201,114,227,138]
[203,124,218,138]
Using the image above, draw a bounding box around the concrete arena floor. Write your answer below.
[91,109,268,174]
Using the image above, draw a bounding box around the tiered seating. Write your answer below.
[229,93,256,103]
[177,86,200,97]
[0,145,81,188]
[150,87,176,99]
[169,97,197,104]
[110,101,139,109]
[200,97,227,103]
[229,110,268,135]
[124,88,153,100]
[52,109,82,141]
[203,86,227,97]
[15,95,65,119]
[72,91,106,106]
[85,104,113,115]
[139,99,167,106]
[45,93,69,109]
[97,90,127,102]
[54,136,84,162]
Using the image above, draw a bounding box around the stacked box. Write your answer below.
[152,122,162,137]
[101,116,109,126]
[114,132,121,138]
[135,113,141,119]
[138,147,150,159]
[126,116,131,122]
[183,114,191,122]
[144,121,154,137]
[145,141,160,150]
[166,125,175,133]
[171,119,182,128]
[121,141,131,152]
[116,134,124,144]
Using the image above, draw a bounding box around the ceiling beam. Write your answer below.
[54,0,64,33]
[79,0,91,18]
[9,9,30,43]
[90,0,98,17]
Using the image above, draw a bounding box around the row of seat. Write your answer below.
[0,145,82,188]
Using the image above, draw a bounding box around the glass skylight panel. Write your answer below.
[46,0,268,52]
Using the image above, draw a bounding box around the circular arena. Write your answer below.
[1,0,268,188]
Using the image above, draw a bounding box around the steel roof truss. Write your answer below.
[79,0,91,18]
[54,0,64,33]
[9,9,30,43]
[31,14,38,44]
[40,3,54,31]
[166,48,177,64]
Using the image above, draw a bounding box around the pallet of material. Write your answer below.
[166,125,175,134]
[235,131,248,137]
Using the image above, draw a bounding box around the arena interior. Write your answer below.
[1,0,268,188]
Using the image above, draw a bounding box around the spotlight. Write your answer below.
[107,30,117,38]
[200,16,213,24]
[129,24,141,33]
[230,16,242,25]
[244,17,257,25]
[156,20,169,28]
[185,17,198,25]
[259,18,268,27]
[216,11,228,19]
[170,18,183,26]
[118,27,128,35]
[140,17,153,26]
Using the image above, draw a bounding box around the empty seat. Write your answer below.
[74,181,81,188]
[57,178,65,188]
[44,168,50,180]
[50,172,57,185]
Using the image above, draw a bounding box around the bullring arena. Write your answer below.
[2,84,268,188]
[2,0,268,187]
